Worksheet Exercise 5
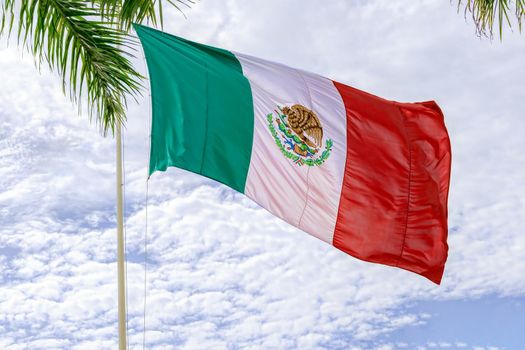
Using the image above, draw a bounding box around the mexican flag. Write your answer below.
[135,25,452,284]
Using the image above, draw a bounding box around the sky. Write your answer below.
[0,0,524,349]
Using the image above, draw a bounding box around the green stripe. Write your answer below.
[135,25,254,193]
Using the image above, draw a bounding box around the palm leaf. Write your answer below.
[0,0,192,134]
[97,0,193,31]
[458,0,525,38]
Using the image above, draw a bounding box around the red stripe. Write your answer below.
[332,81,451,284]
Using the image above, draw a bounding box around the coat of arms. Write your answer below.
[267,104,333,166]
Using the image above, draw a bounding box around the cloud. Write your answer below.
[1,0,524,349]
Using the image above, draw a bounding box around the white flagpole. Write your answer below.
[116,122,127,350]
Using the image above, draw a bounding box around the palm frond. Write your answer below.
[97,0,193,30]
[1,0,193,134]
[1,0,142,134]
[458,0,525,38]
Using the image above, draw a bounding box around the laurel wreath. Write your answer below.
[267,113,333,166]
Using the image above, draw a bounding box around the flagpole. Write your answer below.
[116,122,127,350]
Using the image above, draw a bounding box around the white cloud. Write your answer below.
[1,0,524,349]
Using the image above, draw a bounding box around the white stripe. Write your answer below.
[235,52,347,244]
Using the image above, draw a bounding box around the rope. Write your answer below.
[143,179,149,349]
[122,126,130,350]
[121,102,150,350]
[137,25,152,350]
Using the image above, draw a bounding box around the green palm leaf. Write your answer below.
[458,0,525,38]
[111,0,192,30]
[0,0,192,134]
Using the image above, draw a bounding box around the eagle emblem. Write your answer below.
[267,104,333,166]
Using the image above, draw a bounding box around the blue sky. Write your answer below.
[1,0,524,349]
[390,296,525,349]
